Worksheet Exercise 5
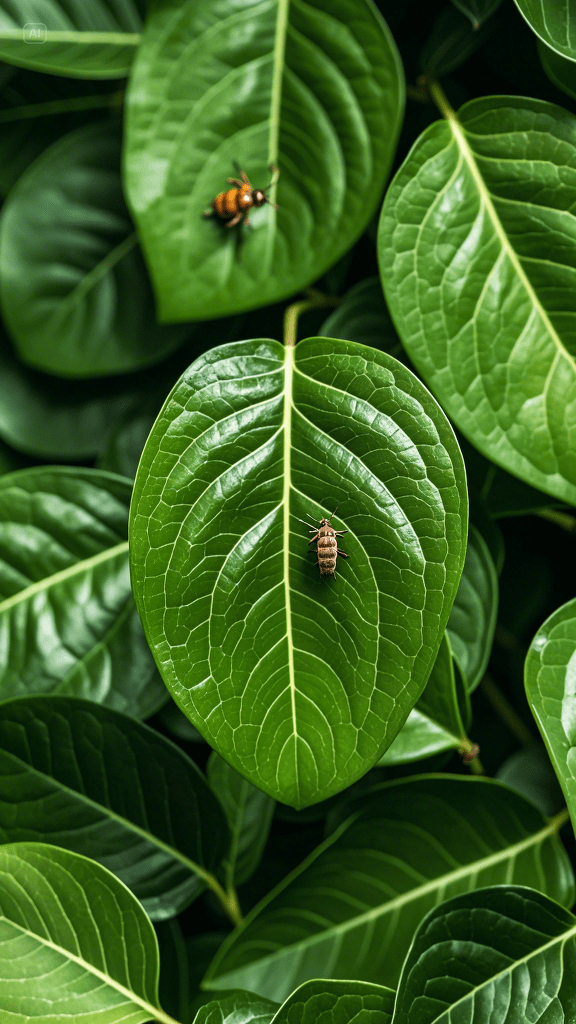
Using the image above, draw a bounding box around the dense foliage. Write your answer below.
[0,1,575,1022]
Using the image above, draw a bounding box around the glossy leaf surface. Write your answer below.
[0,695,229,920]
[525,596,576,829]
[540,40,576,100]
[513,0,576,60]
[379,95,576,506]
[0,843,163,1023]
[379,634,466,765]
[208,752,275,888]
[0,1,143,78]
[393,886,576,1024]
[203,776,573,998]
[130,337,467,807]
[124,0,404,321]
[0,121,188,378]
[319,279,401,355]
[272,980,395,1024]
[0,466,164,717]
[194,991,278,1024]
[446,525,498,690]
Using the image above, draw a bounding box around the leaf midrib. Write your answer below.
[0,540,129,615]
[0,29,141,45]
[213,816,564,977]
[421,915,576,1023]
[0,744,211,886]
[443,104,576,378]
[1,915,176,1024]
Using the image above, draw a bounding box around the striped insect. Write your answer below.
[203,164,279,228]
[299,507,350,577]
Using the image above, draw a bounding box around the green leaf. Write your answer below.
[0,120,189,378]
[124,0,404,321]
[155,920,191,1024]
[539,39,576,101]
[525,595,576,829]
[450,0,503,28]
[513,0,576,61]
[497,745,565,817]
[319,279,402,355]
[461,437,567,519]
[393,886,576,1024]
[0,466,165,717]
[446,524,498,691]
[130,337,467,807]
[272,980,395,1024]
[379,634,467,765]
[156,700,206,744]
[0,329,155,460]
[0,695,230,920]
[202,775,574,998]
[208,753,275,889]
[0,1,143,79]
[97,407,158,479]
[194,991,279,1024]
[421,7,494,78]
[379,94,576,507]
[0,842,172,1024]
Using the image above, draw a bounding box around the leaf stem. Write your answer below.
[458,738,485,775]
[204,873,243,926]
[480,673,534,748]
[0,91,124,123]
[426,77,458,121]
[283,292,340,346]
[537,508,576,533]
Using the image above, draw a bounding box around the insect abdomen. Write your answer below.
[317,526,337,576]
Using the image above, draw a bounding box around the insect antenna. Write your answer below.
[329,505,339,520]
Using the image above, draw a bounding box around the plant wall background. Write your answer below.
[0,0,575,1022]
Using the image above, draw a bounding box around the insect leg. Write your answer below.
[334,530,348,536]
[225,212,243,228]
[337,549,349,557]
[308,533,320,545]
[226,178,244,187]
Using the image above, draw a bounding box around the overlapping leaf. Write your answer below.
[272,981,395,1024]
[379,95,576,506]
[208,752,275,889]
[0,695,230,919]
[124,0,404,320]
[379,633,468,765]
[0,843,166,1023]
[0,120,189,377]
[525,596,576,829]
[319,279,401,355]
[393,886,576,1024]
[446,524,498,690]
[202,776,573,998]
[130,337,467,807]
[0,466,165,716]
[450,0,503,27]
[513,0,576,60]
[0,0,143,78]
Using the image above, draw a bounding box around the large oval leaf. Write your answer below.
[0,695,230,921]
[513,0,576,61]
[130,337,467,807]
[0,120,189,378]
[202,776,574,998]
[379,95,576,506]
[525,595,576,828]
[272,981,395,1024]
[124,0,404,321]
[0,1,143,78]
[0,843,167,1024]
[208,752,275,890]
[393,886,576,1024]
[0,466,165,717]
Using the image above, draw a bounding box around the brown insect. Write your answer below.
[299,507,350,578]
[203,164,279,228]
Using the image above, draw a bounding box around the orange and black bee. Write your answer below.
[203,164,279,228]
